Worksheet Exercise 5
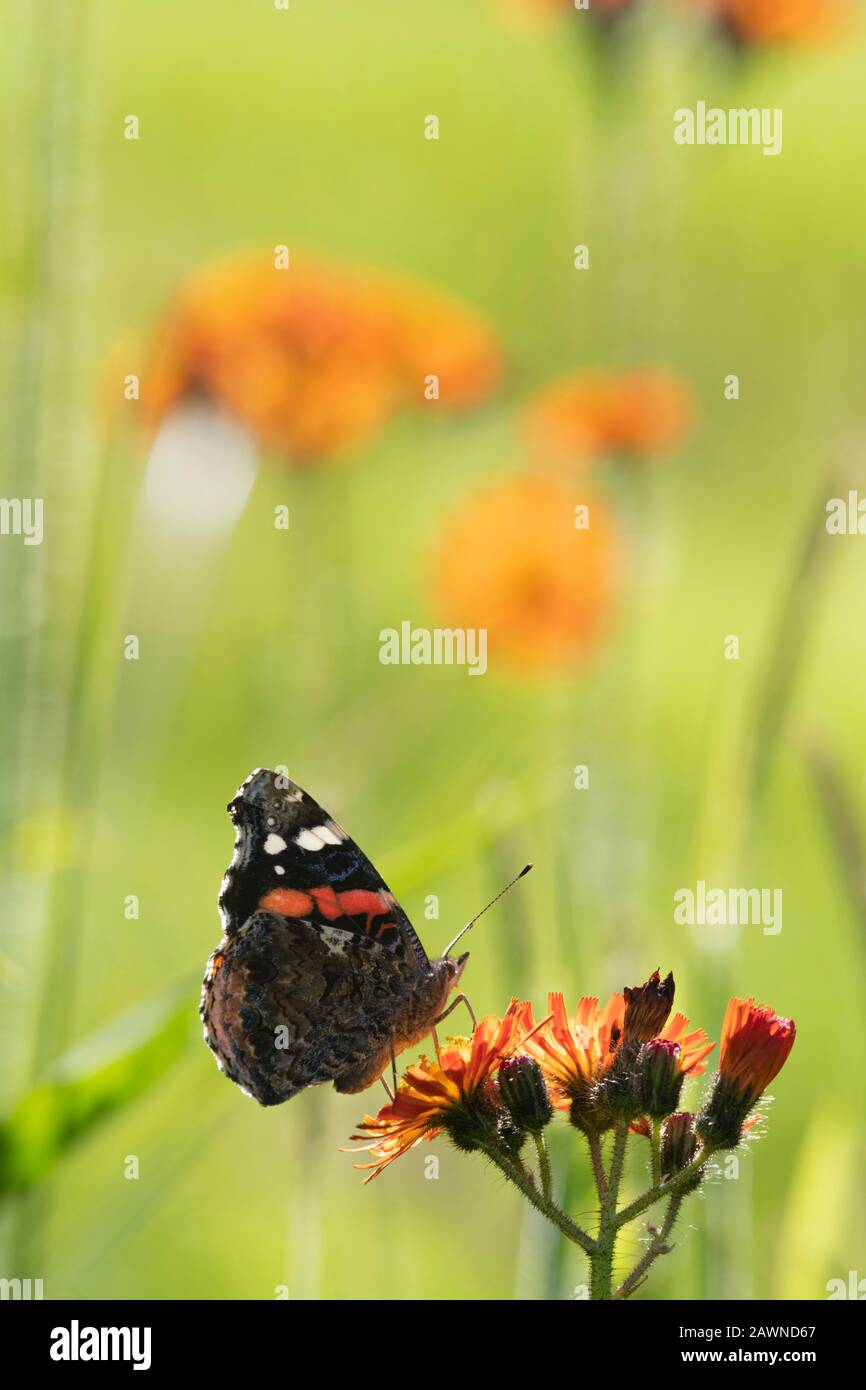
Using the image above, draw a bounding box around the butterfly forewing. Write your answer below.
[218,768,428,966]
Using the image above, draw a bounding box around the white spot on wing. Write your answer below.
[264,833,288,854]
[317,822,344,846]
[295,828,325,851]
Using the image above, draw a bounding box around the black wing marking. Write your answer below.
[217,768,428,968]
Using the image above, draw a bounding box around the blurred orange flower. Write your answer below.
[349,1000,534,1181]
[430,475,621,674]
[697,0,850,44]
[526,367,695,468]
[145,251,502,462]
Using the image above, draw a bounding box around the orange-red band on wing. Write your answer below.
[259,888,314,916]
[259,884,395,936]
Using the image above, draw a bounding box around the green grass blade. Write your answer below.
[0,984,194,1198]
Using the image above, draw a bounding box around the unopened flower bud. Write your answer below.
[660,1112,700,1182]
[498,1054,553,1133]
[635,1038,685,1118]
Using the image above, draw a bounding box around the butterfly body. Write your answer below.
[201,769,466,1105]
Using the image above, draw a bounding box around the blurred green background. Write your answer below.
[1,0,865,1300]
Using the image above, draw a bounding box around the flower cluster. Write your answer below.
[144,249,502,462]
[350,972,794,1174]
[348,970,795,1299]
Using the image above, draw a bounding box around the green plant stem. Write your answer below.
[650,1117,662,1186]
[483,1129,712,1299]
[588,1132,607,1201]
[534,1131,553,1203]
[614,1193,684,1300]
[482,1142,594,1255]
[615,1149,709,1229]
[590,1119,629,1300]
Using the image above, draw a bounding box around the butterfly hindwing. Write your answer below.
[201,909,418,1105]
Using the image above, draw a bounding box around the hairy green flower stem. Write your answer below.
[613,1192,684,1300]
[650,1116,662,1187]
[480,1141,595,1253]
[533,1131,553,1204]
[588,1132,607,1201]
[482,1124,713,1299]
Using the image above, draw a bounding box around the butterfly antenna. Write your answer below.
[443,864,533,958]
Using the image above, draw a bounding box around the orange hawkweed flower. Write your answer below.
[429,475,621,675]
[525,367,695,469]
[700,0,851,45]
[349,1000,534,1181]
[698,998,795,1149]
[718,997,796,1104]
[526,987,714,1132]
[145,251,502,462]
[521,991,624,1127]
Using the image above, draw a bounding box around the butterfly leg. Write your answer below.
[380,1074,395,1102]
[434,993,477,1031]
[389,1030,399,1096]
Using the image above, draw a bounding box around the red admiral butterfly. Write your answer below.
[201,769,483,1106]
